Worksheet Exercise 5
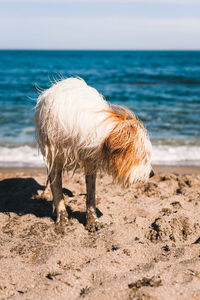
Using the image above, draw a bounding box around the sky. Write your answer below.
[0,0,200,50]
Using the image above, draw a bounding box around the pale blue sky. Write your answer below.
[0,0,200,49]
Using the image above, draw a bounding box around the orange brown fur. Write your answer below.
[102,105,146,185]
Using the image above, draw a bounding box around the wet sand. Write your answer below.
[0,166,200,299]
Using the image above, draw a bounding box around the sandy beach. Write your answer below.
[0,166,200,299]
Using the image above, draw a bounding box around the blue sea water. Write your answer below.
[0,50,200,166]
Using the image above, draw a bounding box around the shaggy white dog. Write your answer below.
[35,78,153,231]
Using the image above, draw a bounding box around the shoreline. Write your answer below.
[0,165,200,176]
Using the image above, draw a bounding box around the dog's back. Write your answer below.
[35,78,111,171]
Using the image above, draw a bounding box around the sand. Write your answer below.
[0,166,200,300]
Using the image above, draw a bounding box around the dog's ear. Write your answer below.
[102,119,145,184]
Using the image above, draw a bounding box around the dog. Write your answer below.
[35,78,153,231]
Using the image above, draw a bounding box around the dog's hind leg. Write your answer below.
[49,159,69,227]
[85,173,103,232]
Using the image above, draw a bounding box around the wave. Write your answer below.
[0,145,200,168]
[152,145,200,166]
[121,80,200,85]
[0,146,44,167]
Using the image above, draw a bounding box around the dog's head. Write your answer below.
[102,105,153,186]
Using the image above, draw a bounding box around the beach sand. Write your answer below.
[0,166,200,299]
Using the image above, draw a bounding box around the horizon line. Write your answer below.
[0,48,200,51]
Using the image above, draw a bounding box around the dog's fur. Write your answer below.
[35,78,153,231]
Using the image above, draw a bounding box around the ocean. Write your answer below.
[0,50,200,167]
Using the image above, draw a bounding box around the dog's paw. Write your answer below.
[87,220,104,233]
[86,213,104,232]
[55,211,71,234]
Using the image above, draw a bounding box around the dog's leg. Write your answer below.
[49,160,69,227]
[38,174,51,200]
[85,174,103,232]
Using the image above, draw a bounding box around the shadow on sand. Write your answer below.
[0,177,102,226]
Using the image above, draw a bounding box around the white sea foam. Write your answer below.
[0,146,44,167]
[152,145,200,166]
[0,145,200,167]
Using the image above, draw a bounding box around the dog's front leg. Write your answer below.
[85,174,103,232]
[49,161,69,228]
